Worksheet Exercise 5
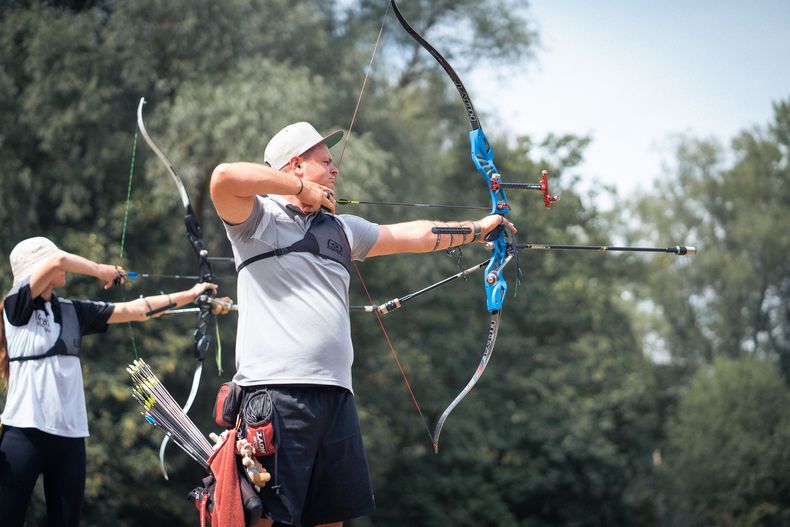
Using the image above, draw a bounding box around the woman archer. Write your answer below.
[0,236,217,527]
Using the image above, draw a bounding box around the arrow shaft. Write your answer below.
[337,198,487,211]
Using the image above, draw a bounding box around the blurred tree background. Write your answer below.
[1,1,788,526]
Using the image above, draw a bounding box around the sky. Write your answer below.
[470,0,790,199]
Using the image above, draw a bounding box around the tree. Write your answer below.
[658,357,790,527]
[632,99,790,379]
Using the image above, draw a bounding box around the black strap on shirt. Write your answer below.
[8,298,82,363]
[236,212,352,274]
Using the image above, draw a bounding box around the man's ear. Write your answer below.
[287,156,303,174]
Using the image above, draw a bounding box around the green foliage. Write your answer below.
[632,100,790,378]
[349,133,666,526]
[632,98,790,527]
[659,357,790,527]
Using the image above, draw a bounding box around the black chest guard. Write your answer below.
[9,298,82,362]
[236,211,352,275]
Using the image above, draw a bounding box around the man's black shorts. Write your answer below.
[249,385,375,526]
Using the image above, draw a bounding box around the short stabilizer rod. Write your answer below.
[497,170,560,209]
[350,259,490,314]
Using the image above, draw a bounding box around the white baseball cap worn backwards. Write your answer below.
[264,122,344,170]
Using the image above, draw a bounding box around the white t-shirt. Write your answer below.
[1,278,114,437]
[225,195,379,392]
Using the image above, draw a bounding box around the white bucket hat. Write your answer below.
[264,122,343,170]
[10,236,61,285]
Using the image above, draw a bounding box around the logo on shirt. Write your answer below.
[327,239,343,255]
[35,311,52,333]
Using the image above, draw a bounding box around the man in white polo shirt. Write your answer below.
[210,122,514,527]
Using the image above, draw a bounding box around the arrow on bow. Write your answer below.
[350,242,696,313]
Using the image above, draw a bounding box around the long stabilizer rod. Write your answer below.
[516,243,696,256]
